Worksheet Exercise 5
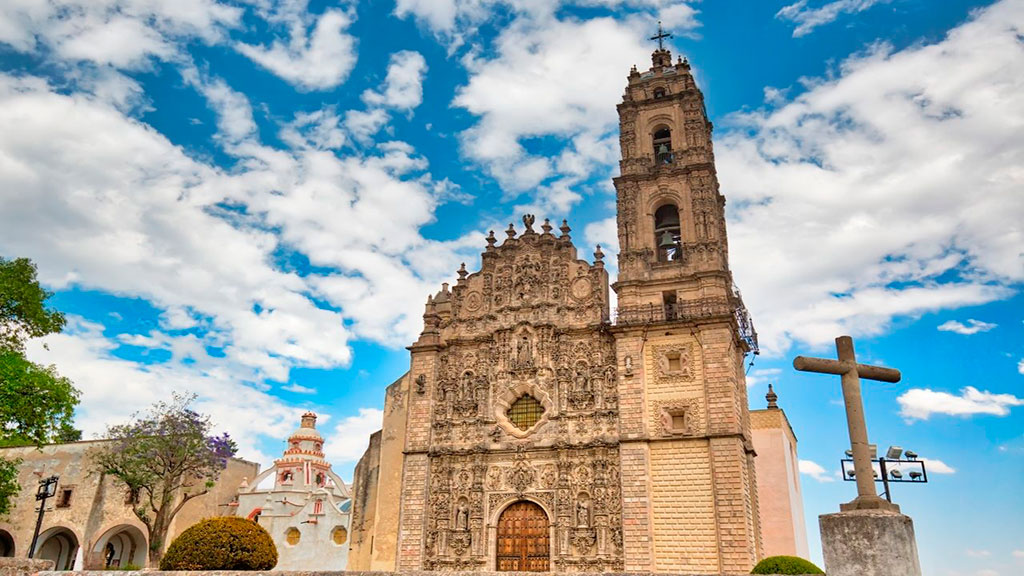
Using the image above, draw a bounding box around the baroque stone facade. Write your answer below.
[349,47,782,574]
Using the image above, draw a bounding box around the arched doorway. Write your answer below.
[35,527,79,570]
[496,501,549,571]
[91,525,146,569]
[0,529,14,557]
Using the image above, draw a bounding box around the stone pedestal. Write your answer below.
[820,509,922,576]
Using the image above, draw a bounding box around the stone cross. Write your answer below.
[793,335,901,512]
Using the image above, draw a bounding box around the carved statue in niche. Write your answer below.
[517,335,532,366]
[576,498,590,527]
[568,362,594,410]
[455,500,469,531]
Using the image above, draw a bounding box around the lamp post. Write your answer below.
[841,445,927,503]
[28,475,59,558]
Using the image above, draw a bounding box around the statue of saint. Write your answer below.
[456,501,470,531]
[576,500,590,527]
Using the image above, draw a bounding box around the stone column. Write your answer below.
[820,510,922,576]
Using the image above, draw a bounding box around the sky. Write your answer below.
[0,0,1022,573]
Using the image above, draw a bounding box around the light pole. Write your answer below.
[841,445,928,503]
[28,475,59,559]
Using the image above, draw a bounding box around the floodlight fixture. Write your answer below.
[904,450,918,460]
[886,446,903,460]
[909,471,922,480]
[869,444,878,458]
[844,449,853,458]
[890,469,903,479]
[847,470,855,478]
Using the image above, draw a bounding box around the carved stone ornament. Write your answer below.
[652,397,703,436]
[448,531,471,556]
[507,459,536,494]
[572,528,597,555]
[653,343,694,381]
[415,374,427,394]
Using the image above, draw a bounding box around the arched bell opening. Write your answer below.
[35,527,79,570]
[654,204,682,262]
[495,500,550,572]
[652,126,673,164]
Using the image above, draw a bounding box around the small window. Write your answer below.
[507,394,544,431]
[663,408,689,434]
[653,88,666,98]
[666,352,682,372]
[332,526,348,546]
[671,413,686,429]
[56,488,73,508]
[285,527,301,546]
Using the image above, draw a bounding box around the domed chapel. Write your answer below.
[347,43,806,574]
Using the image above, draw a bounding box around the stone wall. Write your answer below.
[0,441,258,569]
[0,558,53,576]
[38,572,812,576]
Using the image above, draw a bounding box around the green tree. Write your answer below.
[89,394,237,567]
[0,256,81,515]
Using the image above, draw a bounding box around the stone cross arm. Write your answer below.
[793,356,901,383]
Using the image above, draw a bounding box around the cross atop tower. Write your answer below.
[649,20,672,51]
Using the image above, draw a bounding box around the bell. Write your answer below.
[657,143,669,155]
[659,230,676,249]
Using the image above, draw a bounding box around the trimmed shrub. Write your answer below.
[751,555,825,574]
[160,517,277,570]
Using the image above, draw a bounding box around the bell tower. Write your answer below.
[611,40,763,572]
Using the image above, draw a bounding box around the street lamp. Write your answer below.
[840,445,928,503]
[28,476,59,559]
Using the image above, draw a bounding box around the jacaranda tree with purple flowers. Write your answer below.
[89,393,237,566]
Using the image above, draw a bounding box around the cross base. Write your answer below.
[840,495,900,513]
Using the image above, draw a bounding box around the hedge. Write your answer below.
[751,555,825,574]
[160,517,277,570]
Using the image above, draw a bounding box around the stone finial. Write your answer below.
[457,262,468,280]
[523,214,535,232]
[301,411,317,428]
[486,230,496,250]
[559,219,571,239]
[542,218,553,235]
[594,245,604,266]
[766,383,779,409]
[506,223,516,238]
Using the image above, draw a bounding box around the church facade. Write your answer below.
[349,48,772,574]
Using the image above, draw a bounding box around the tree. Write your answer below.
[90,394,237,566]
[0,256,80,515]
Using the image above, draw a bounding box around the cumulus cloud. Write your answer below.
[363,51,428,112]
[454,15,649,206]
[323,408,384,465]
[923,459,956,475]
[938,319,997,335]
[719,1,1024,354]
[776,0,890,37]
[0,67,482,469]
[0,0,241,69]
[897,386,1024,420]
[799,459,835,482]
[236,8,357,91]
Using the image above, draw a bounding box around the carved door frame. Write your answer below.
[489,499,553,571]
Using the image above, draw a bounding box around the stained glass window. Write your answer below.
[507,394,544,431]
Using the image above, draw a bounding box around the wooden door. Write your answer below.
[496,501,550,571]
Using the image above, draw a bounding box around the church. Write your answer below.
[347,45,806,574]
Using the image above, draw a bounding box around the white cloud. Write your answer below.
[897,386,1024,420]
[776,0,890,37]
[1012,550,1024,558]
[938,319,997,335]
[0,0,241,69]
[363,51,428,112]
[719,1,1024,354]
[799,459,836,482]
[236,8,357,91]
[453,15,650,202]
[1018,357,1024,376]
[923,459,956,475]
[967,549,992,558]
[323,408,384,465]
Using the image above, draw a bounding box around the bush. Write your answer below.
[751,555,824,574]
[160,517,277,570]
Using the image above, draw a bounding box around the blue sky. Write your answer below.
[1,0,1022,573]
